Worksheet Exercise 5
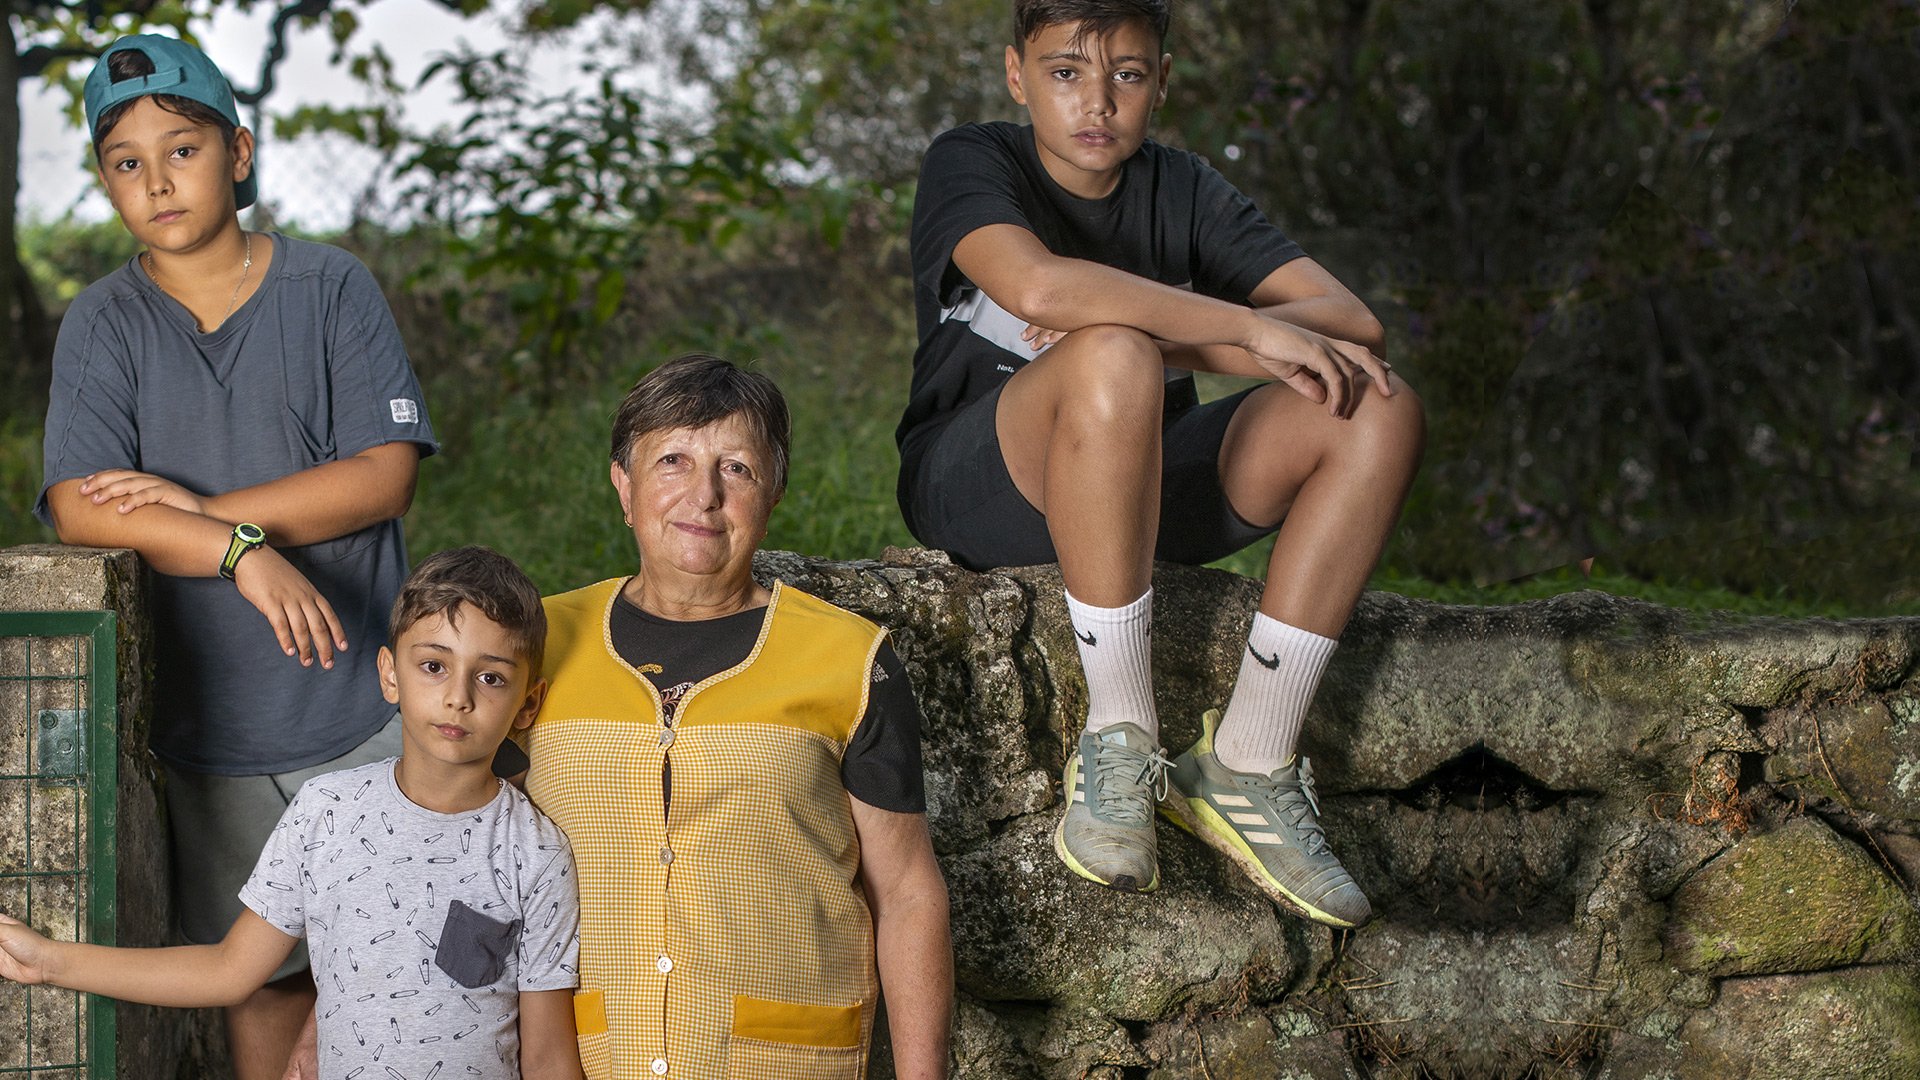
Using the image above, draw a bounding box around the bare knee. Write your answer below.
[1355,374,1425,469]
[1048,324,1163,427]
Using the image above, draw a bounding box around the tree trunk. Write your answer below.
[2,4,53,397]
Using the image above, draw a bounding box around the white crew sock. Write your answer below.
[1064,589,1158,739]
[1215,612,1338,775]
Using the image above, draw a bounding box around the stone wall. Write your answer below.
[0,545,222,1079]
[4,543,1916,1078]
[754,548,1920,1080]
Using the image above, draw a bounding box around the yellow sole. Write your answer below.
[1158,794,1359,929]
[1052,808,1160,893]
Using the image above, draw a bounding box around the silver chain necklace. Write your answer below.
[146,231,253,330]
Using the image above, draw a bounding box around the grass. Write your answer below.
[8,341,1916,619]
[397,356,1913,618]
[399,292,922,596]
[0,416,55,549]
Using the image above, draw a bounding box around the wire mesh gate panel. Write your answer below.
[0,612,117,1079]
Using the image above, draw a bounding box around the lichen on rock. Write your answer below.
[1662,814,1918,976]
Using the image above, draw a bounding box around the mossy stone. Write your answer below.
[1663,815,1919,976]
[1678,966,1920,1079]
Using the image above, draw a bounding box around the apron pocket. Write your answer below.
[573,988,615,1078]
[723,995,863,1080]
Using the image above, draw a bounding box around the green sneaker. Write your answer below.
[1054,722,1171,893]
[1161,710,1372,928]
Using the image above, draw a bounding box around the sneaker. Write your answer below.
[1054,722,1171,893]
[1161,710,1372,928]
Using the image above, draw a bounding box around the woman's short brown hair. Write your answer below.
[608,354,792,495]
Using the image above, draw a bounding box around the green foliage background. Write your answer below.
[9,0,1919,615]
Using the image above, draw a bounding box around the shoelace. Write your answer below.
[1091,739,1173,826]
[1249,758,1330,855]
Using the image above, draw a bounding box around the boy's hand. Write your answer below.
[233,547,348,669]
[1244,317,1393,419]
[79,470,207,518]
[1021,323,1067,352]
[0,913,56,985]
[280,1009,320,1080]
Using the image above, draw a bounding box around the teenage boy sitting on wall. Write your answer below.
[895,0,1424,927]
[0,547,583,1079]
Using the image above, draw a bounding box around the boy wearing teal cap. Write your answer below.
[38,34,438,1079]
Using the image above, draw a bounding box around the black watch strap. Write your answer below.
[219,523,266,581]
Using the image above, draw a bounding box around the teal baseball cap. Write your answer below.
[83,34,257,210]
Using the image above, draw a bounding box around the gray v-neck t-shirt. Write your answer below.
[37,235,438,773]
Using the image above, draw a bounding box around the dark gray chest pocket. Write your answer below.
[435,899,521,989]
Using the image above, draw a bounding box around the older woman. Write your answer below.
[521,355,952,1079]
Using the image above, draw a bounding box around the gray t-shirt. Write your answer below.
[36,235,438,774]
[240,759,580,1080]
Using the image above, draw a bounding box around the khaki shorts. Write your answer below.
[160,712,403,982]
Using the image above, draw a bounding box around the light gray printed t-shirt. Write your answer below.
[240,760,580,1079]
[36,235,438,774]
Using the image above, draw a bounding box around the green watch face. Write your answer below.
[220,523,267,581]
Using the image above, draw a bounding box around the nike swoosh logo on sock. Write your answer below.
[1075,629,1097,647]
[1249,644,1280,669]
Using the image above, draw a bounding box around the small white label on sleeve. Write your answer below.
[389,398,419,424]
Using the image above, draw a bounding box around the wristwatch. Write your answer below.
[219,523,267,580]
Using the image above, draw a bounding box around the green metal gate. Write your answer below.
[0,612,117,1079]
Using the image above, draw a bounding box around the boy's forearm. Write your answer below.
[960,226,1387,377]
[1257,294,1386,357]
[202,442,420,546]
[1015,255,1265,349]
[34,939,268,1008]
[49,483,242,576]
[517,989,587,1080]
[955,225,1261,350]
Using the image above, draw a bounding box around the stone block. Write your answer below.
[1678,966,1920,1078]
[1663,815,1918,976]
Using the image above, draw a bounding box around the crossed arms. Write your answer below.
[954,222,1392,416]
[44,441,420,667]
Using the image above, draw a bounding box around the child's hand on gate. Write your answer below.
[0,913,55,985]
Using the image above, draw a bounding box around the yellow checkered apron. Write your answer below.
[523,578,883,1079]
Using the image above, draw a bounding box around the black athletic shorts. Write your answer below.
[899,378,1278,572]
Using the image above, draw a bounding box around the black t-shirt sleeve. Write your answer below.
[1188,158,1307,303]
[911,125,1036,315]
[492,736,530,778]
[841,641,927,814]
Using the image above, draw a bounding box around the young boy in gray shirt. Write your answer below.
[0,548,584,1080]
[35,35,437,1077]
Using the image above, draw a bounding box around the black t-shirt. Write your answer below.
[896,121,1306,479]
[600,593,927,813]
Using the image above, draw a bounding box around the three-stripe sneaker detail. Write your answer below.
[1053,722,1171,893]
[1161,710,1372,928]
